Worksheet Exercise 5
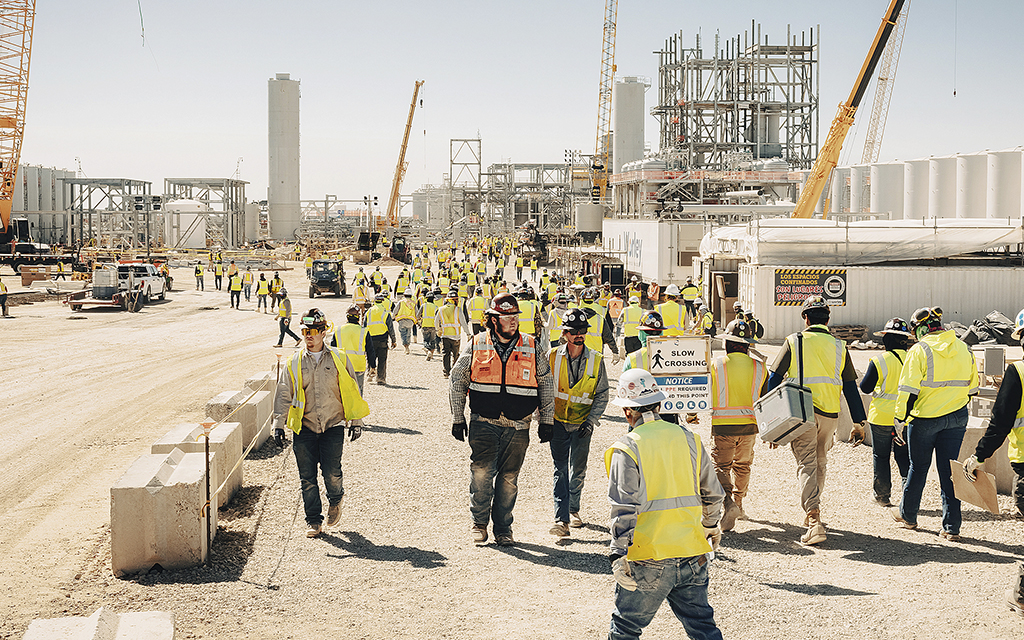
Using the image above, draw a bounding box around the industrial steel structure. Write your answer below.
[164,178,248,247]
[0,0,35,237]
[67,178,155,249]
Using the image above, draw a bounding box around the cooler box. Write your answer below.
[754,381,815,446]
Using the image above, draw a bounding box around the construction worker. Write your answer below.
[891,306,979,541]
[547,308,610,537]
[227,260,238,278]
[530,258,538,280]
[418,291,439,361]
[515,286,541,340]
[607,289,625,338]
[579,287,620,363]
[606,368,725,640]
[213,261,224,290]
[255,273,270,313]
[646,280,660,309]
[394,288,418,354]
[515,255,524,280]
[623,311,664,372]
[273,308,369,538]
[353,266,367,287]
[435,290,469,379]
[332,304,375,394]
[55,261,66,281]
[467,287,489,335]
[364,292,397,386]
[352,277,370,317]
[241,266,254,302]
[228,270,243,309]
[270,272,284,311]
[743,311,765,341]
[681,275,700,317]
[693,299,716,338]
[273,288,301,348]
[625,275,641,303]
[194,262,204,290]
[0,278,8,317]
[304,255,313,277]
[657,284,687,336]
[858,318,913,507]
[766,295,866,546]
[598,283,612,309]
[372,265,384,292]
[732,302,744,322]
[546,292,570,346]
[710,319,769,532]
[449,292,555,546]
[620,295,644,355]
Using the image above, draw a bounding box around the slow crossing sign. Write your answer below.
[644,336,712,414]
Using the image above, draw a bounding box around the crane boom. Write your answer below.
[593,0,618,201]
[861,0,910,164]
[0,0,35,234]
[793,0,905,219]
[385,80,423,228]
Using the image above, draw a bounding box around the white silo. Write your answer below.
[956,152,987,218]
[829,167,850,213]
[871,162,904,219]
[612,77,647,175]
[903,158,929,219]
[986,148,1021,219]
[849,165,869,213]
[928,155,957,219]
[268,73,301,240]
[164,199,209,249]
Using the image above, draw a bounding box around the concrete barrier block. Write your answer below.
[234,390,273,452]
[244,369,278,392]
[836,392,874,446]
[110,449,216,577]
[23,607,174,640]
[204,389,249,422]
[151,422,243,508]
[115,610,175,639]
[959,416,1014,495]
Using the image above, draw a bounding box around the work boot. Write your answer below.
[305,522,322,538]
[890,506,917,530]
[1008,562,1024,617]
[800,509,827,545]
[471,523,488,544]
[569,512,585,528]
[734,496,747,520]
[367,368,376,382]
[549,522,570,537]
[721,497,742,532]
[405,345,410,354]
[426,351,433,361]
[327,498,343,527]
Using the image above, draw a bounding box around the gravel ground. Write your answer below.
[1,261,1023,639]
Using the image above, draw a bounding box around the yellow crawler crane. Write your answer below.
[0,0,35,238]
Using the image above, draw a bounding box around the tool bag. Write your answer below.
[754,332,816,445]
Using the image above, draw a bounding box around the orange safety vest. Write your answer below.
[468,331,539,421]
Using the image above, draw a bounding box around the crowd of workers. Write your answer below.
[265,235,1024,637]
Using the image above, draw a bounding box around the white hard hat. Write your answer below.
[612,369,668,408]
[665,284,681,296]
[404,287,413,296]
[628,295,640,304]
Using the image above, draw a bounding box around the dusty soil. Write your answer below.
[0,261,1022,639]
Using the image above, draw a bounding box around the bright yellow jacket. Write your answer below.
[896,329,978,420]
[867,350,907,426]
[549,344,602,426]
[786,327,845,415]
[284,348,369,434]
[334,323,367,372]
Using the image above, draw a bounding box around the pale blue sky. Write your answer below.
[21,0,1024,205]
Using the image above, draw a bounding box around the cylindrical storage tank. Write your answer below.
[576,203,605,239]
[849,165,869,213]
[986,148,1022,220]
[871,162,904,219]
[830,167,850,213]
[39,167,53,212]
[164,199,208,249]
[26,165,39,212]
[929,155,957,219]
[903,158,929,219]
[268,73,301,240]
[12,164,25,212]
[612,77,646,175]
[956,152,987,218]
[243,202,260,243]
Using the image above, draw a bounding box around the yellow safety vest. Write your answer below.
[896,329,979,420]
[516,257,524,268]
[355,271,367,284]
[468,296,488,324]
[1007,361,1024,463]
[256,279,270,295]
[530,259,537,270]
[353,284,369,305]
[604,420,711,561]
[438,275,450,290]
[284,348,369,435]
[546,282,558,302]
[482,283,493,299]
[549,345,602,426]
[334,323,367,373]
[458,282,468,298]
[366,303,391,337]
[681,284,699,302]
[867,349,907,426]
[584,310,603,352]
[278,298,291,318]
[271,278,283,293]
[372,271,383,285]
[519,299,537,334]
[657,301,687,337]
[214,264,223,276]
[195,265,204,277]
[786,327,845,415]
[395,298,416,321]
[710,352,767,427]
[623,348,648,372]
[439,304,460,338]
[304,257,312,269]
[229,275,243,291]
[466,271,477,286]
[242,271,253,285]
[397,275,410,291]
[420,301,437,327]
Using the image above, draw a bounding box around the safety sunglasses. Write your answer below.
[566,328,588,336]
[301,327,324,336]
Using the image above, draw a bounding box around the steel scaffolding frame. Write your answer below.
[68,178,153,249]
[163,178,247,247]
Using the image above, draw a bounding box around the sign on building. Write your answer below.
[774,268,847,306]
[644,336,711,414]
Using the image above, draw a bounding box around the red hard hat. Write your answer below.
[486,292,520,316]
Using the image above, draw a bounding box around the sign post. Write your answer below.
[643,336,712,414]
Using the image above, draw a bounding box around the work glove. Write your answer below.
[538,423,554,443]
[963,455,981,482]
[704,525,722,551]
[611,352,621,365]
[893,419,907,446]
[273,428,287,448]
[610,555,637,591]
[850,421,866,447]
[578,422,594,438]
[452,422,468,442]
[348,423,362,442]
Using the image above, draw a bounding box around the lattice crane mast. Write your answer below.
[592,0,618,201]
[0,0,35,237]
[860,0,910,164]
[384,80,423,230]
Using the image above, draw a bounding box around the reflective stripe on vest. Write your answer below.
[468,333,540,418]
[584,310,603,352]
[550,345,601,425]
[657,302,686,337]
[622,305,643,337]
[603,420,711,561]
[256,280,270,295]
[711,353,765,425]
[366,304,389,336]
[867,350,905,426]
[519,300,536,333]
[681,284,699,302]
[786,329,844,414]
[468,296,488,323]
[1008,361,1024,463]
[911,341,973,389]
[285,348,370,434]
[420,302,437,327]
[440,305,460,337]
[624,348,648,372]
[395,299,416,321]
[334,323,367,372]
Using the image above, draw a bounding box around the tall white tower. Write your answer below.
[268,73,300,240]
[612,77,648,175]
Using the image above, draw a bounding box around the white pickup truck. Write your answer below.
[116,263,166,303]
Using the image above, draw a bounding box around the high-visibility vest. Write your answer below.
[541,275,550,288]
[466,271,477,287]
[516,257,524,268]
[413,268,423,282]
[242,271,253,285]
[710,352,767,427]
[496,258,504,269]
[271,277,283,293]
[372,271,383,285]
[420,301,437,327]
[896,329,979,420]
[518,299,538,333]
[681,284,699,302]
[278,298,291,318]
[458,282,469,298]
[256,279,270,295]
[229,275,243,291]
[584,310,603,352]
[395,298,416,321]
[481,283,493,298]
[397,275,410,292]
[549,308,567,342]
[1007,361,1024,463]
[786,327,845,415]
[304,257,312,269]
[468,296,488,324]
[598,290,611,308]
[550,344,602,426]
[608,297,624,319]
[353,284,368,305]
[624,348,649,372]
[284,348,369,434]
[657,301,687,337]
[355,271,367,284]
[334,323,368,373]
[227,264,237,276]
[366,303,391,337]
[546,282,558,302]
[697,311,715,334]
[0,280,7,294]
[214,263,223,276]
[195,265,204,277]
[530,259,537,270]
[439,304,461,338]
[468,331,539,421]
[604,420,711,561]
[867,349,907,426]
[647,283,660,302]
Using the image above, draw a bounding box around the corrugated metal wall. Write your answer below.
[742,264,1024,341]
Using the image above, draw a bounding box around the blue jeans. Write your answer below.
[899,406,968,534]
[292,425,346,526]
[609,556,723,640]
[550,421,592,522]
[468,420,529,535]
[870,423,909,502]
[398,321,413,347]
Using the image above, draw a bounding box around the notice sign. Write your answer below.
[774,268,847,306]
[644,336,711,414]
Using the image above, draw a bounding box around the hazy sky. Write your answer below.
[21,1,1024,207]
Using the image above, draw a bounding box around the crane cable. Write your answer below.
[952,0,958,96]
